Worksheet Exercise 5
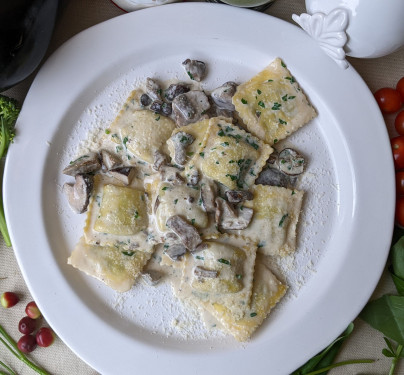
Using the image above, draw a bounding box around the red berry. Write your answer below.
[36,327,55,347]
[0,292,19,308]
[17,334,37,353]
[18,316,37,335]
[25,301,41,319]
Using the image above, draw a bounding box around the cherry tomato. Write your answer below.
[374,88,402,113]
[395,111,404,135]
[396,77,404,102]
[391,136,404,170]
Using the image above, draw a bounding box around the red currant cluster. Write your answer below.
[1,292,55,353]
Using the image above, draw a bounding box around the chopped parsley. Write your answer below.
[272,102,281,110]
[279,213,289,227]
[122,251,135,256]
[258,100,265,108]
[250,312,258,317]
[218,258,230,265]
[279,118,287,125]
[199,152,205,158]
[241,98,248,104]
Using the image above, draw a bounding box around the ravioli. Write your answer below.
[154,181,208,232]
[201,260,287,341]
[233,58,316,145]
[241,184,304,256]
[84,175,154,252]
[68,237,151,292]
[167,118,211,165]
[178,234,257,320]
[188,117,272,190]
[109,105,176,163]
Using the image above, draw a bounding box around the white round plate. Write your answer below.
[4,3,395,374]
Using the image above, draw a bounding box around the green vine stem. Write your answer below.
[305,359,375,375]
[0,324,49,375]
[389,345,403,375]
[0,359,15,375]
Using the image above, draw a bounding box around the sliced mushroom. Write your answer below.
[200,181,217,213]
[164,84,190,102]
[152,150,168,171]
[145,77,162,101]
[164,243,187,261]
[141,270,163,286]
[63,174,94,214]
[191,242,208,253]
[225,190,253,203]
[62,152,101,176]
[170,131,195,165]
[187,170,200,186]
[210,81,237,111]
[150,100,172,117]
[172,91,210,127]
[207,104,234,119]
[166,215,202,251]
[154,196,160,214]
[109,167,136,185]
[140,93,152,107]
[194,266,218,279]
[160,166,184,185]
[101,150,121,171]
[255,167,292,188]
[215,197,253,230]
[278,148,305,176]
[182,59,207,82]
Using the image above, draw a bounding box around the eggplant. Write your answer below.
[0,0,61,92]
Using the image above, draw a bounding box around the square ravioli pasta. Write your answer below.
[68,237,151,292]
[241,184,304,256]
[177,234,257,320]
[233,58,317,145]
[200,259,287,342]
[108,90,176,164]
[83,175,154,252]
[188,117,272,190]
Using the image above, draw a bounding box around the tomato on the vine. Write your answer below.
[396,196,404,227]
[396,77,404,102]
[395,111,404,135]
[396,171,404,195]
[374,87,402,113]
[391,136,404,170]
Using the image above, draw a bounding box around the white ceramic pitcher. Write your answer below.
[293,0,404,68]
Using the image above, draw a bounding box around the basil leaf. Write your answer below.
[392,236,404,280]
[360,295,404,346]
[390,270,404,296]
[292,323,354,374]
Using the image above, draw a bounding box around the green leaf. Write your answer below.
[382,348,395,358]
[292,323,354,374]
[392,226,404,246]
[384,337,396,353]
[392,236,404,280]
[390,271,404,296]
[360,295,404,346]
